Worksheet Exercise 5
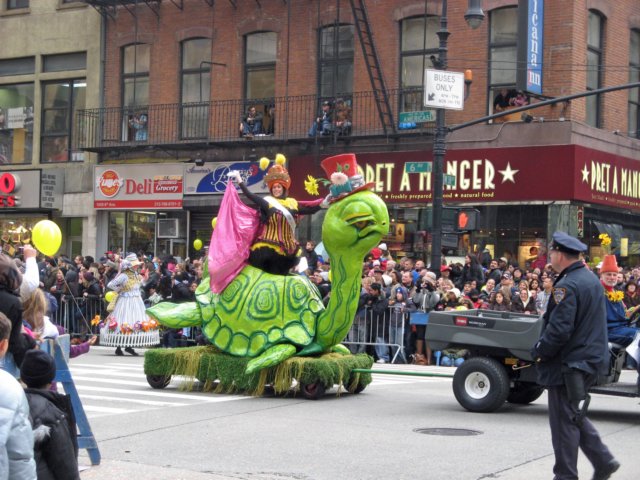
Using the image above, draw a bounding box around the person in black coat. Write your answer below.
[21,349,80,480]
[457,254,485,289]
[532,232,619,480]
[364,283,390,363]
[0,253,35,369]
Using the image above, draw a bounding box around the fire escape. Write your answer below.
[348,0,395,135]
[80,0,408,153]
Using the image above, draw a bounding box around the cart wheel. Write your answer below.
[299,382,326,400]
[507,382,544,404]
[147,374,171,389]
[452,357,509,412]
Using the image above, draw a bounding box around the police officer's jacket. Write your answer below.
[533,261,609,386]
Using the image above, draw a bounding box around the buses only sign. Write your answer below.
[424,69,465,110]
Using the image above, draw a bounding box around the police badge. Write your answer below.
[553,287,566,304]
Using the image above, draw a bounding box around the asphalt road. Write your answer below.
[72,346,639,480]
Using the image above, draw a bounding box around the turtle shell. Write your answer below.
[201,265,325,357]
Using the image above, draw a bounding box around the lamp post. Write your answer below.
[429,0,484,272]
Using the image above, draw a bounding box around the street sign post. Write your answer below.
[404,162,432,174]
[398,110,436,123]
[424,69,465,110]
[443,174,456,186]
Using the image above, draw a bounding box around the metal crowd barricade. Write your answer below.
[52,296,106,336]
[343,306,408,363]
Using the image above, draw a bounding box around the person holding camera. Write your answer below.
[410,272,440,365]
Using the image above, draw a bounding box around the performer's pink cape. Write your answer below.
[208,183,260,293]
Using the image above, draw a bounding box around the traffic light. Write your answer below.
[456,209,479,231]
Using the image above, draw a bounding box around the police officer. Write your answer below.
[532,232,620,480]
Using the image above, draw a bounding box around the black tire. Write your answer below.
[147,374,171,389]
[507,382,545,404]
[299,382,327,400]
[452,357,510,412]
[343,376,367,394]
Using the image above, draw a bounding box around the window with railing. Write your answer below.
[400,16,438,114]
[121,43,150,142]
[41,79,85,163]
[243,31,276,136]
[629,29,639,138]
[587,10,605,128]
[488,6,519,120]
[180,38,211,139]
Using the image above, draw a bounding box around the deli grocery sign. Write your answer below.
[94,164,184,209]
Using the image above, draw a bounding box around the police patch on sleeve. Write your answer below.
[553,287,566,304]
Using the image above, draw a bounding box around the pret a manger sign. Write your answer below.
[94,164,184,209]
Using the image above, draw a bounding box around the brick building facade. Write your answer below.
[6,0,635,266]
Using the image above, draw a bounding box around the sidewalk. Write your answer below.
[79,458,238,480]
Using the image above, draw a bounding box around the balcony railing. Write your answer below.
[74,89,435,151]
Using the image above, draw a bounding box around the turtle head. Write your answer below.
[322,190,389,260]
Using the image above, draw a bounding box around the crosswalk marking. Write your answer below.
[67,354,457,419]
[73,384,253,402]
[82,405,136,415]
[77,394,186,407]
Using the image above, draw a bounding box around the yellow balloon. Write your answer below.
[105,291,116,303]
[193,238,203,251]
[31,220,62,257]
[211,217,217,229]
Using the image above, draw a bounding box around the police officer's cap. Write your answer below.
[550,231,587,255]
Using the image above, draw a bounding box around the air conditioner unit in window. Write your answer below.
[157,218,179,238]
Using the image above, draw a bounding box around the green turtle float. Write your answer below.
[147,187,388,373]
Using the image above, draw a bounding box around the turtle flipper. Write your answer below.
[245,344,297,374]
[330,344,351,355]
[146,301,202,329]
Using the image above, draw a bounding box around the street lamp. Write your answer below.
[430,0,484,272]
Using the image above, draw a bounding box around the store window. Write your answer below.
[7,0,29,9]
[0,215,47,257]
[180,38,211,139]
[586,10,604,128]
[0,83,34,165]
[108,211,155,255]
[107,210,187,259]
[243,32,276,135]
[122,43,150,142]
[488,7,519,117]
[400,16,438,113]
[41,79,86,163]
[629,29,640,138]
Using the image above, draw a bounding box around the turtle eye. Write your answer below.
[354,220,373,229]
[346,213,375,230]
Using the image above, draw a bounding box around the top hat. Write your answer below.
[320,154,374,202]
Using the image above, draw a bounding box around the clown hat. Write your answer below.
[262,154,291,191]
[320,153,373,202]
[600,254,618,274]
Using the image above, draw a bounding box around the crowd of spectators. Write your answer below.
[301,241,640,367]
